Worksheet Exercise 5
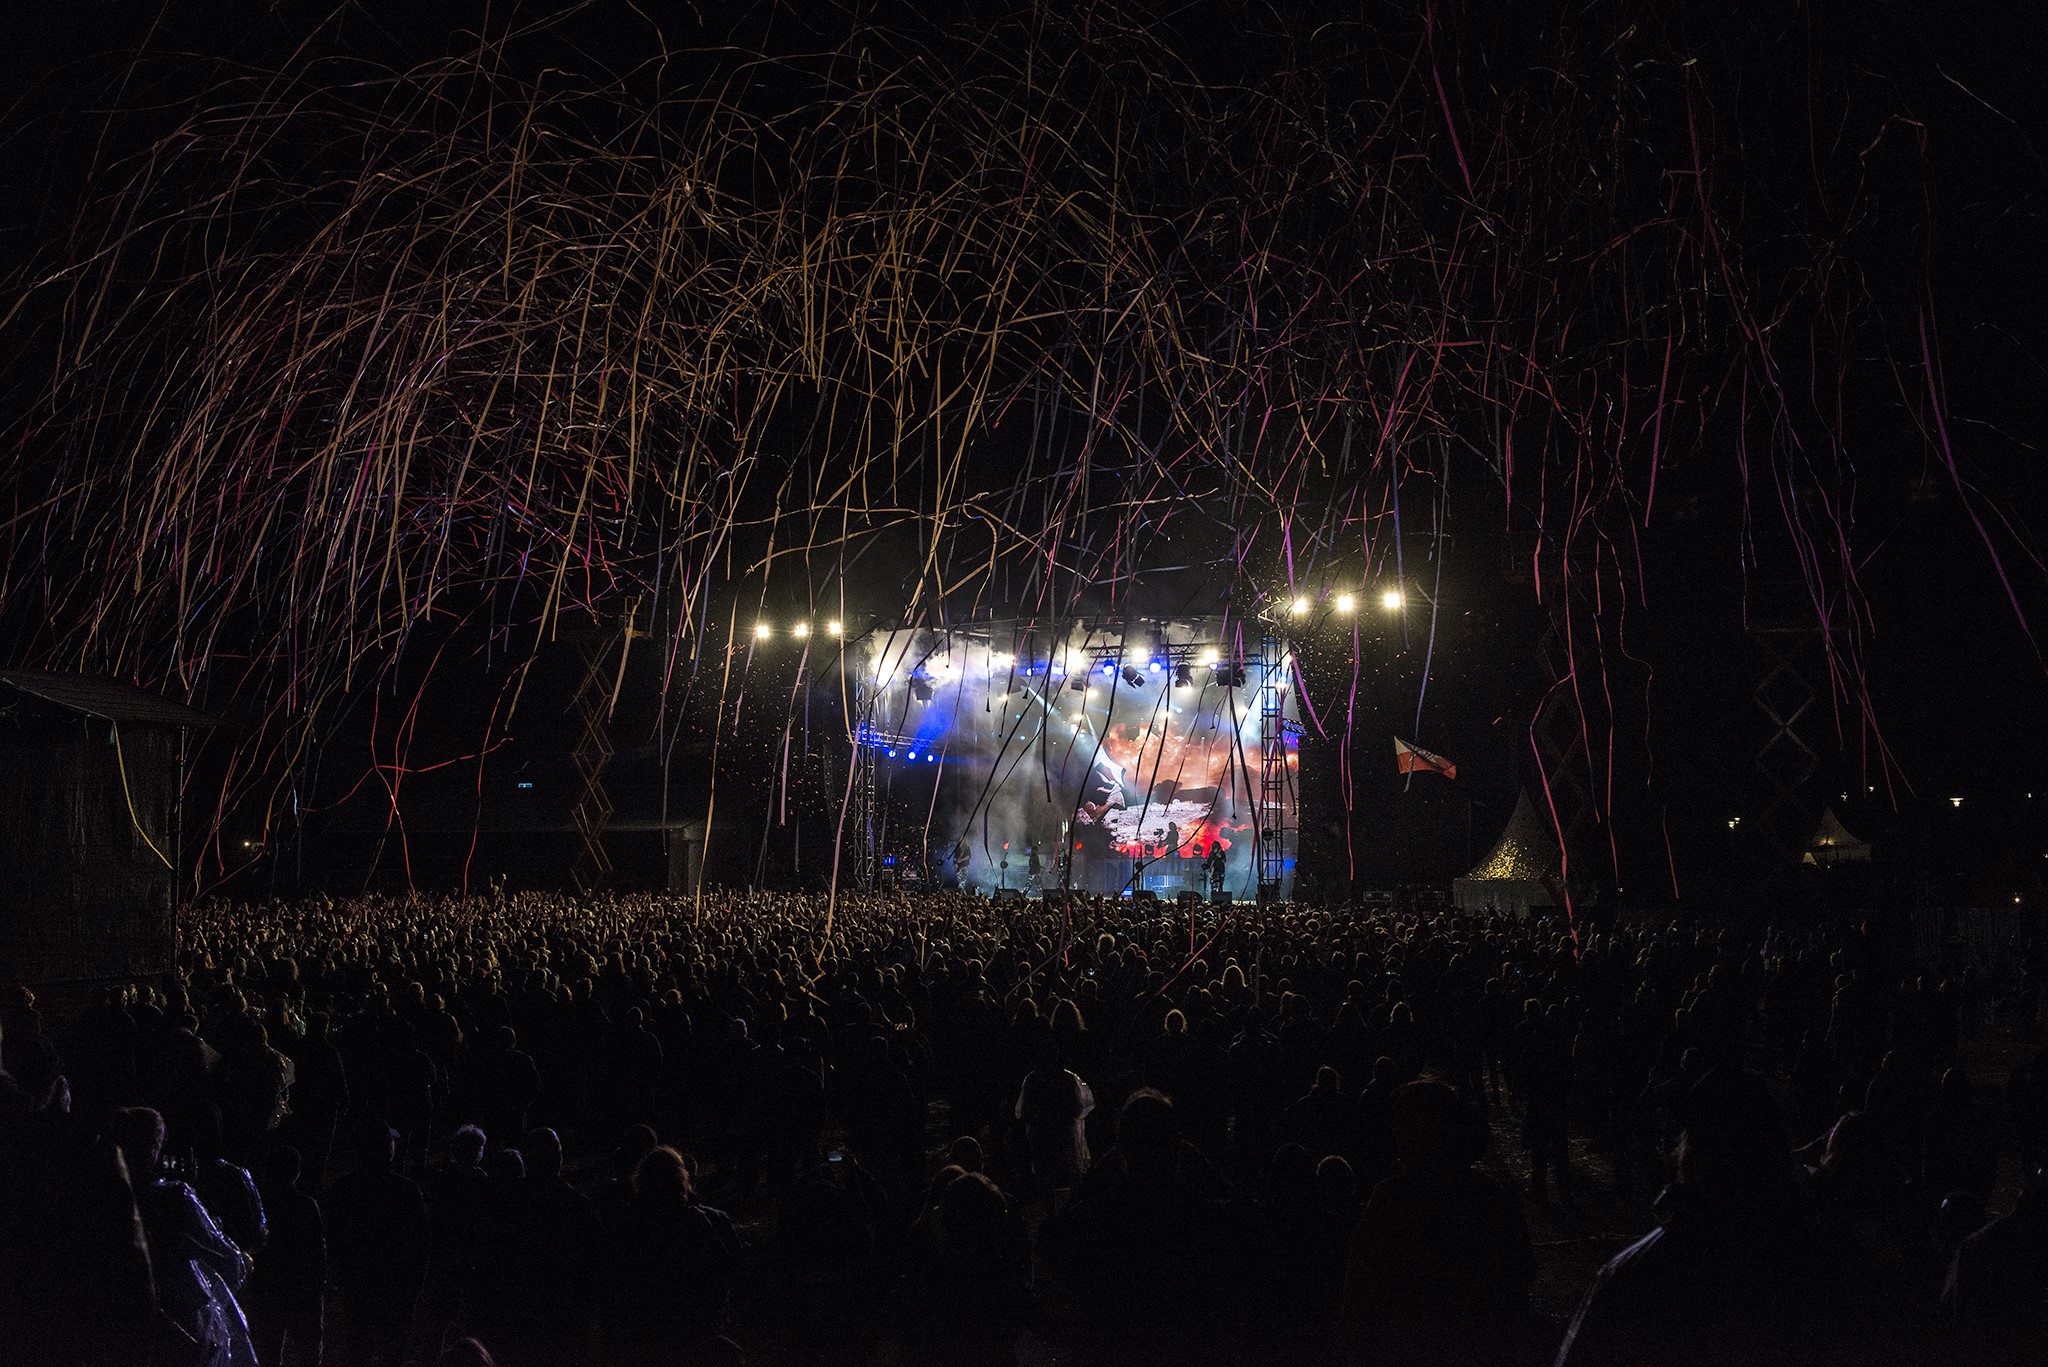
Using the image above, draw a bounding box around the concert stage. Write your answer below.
[845,619,1298,902]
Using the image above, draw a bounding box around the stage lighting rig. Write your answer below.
[1174,664,1193,688]
[1120,665,1147,688]
[909,674,935,702]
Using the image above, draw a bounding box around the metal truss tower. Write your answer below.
[1257,633,1289,903]
[850,674,878,892]
[569,634,618,896]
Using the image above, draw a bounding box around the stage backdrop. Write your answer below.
[857,627,1295,899]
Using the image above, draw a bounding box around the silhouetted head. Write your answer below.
[451,1124,487,1167]
[948,1134,985,1173]
[1678,1068,1792,1190]
[1316,1154,1357,1208]
[360,1120,400,1171]
[264,1144,304,1187]
[634,1145,693,1202]
[1116,1088,1179,1174]
[1269,1142,1315,1197]
[618,1123,659,1164]
[1390,1081,1485,1172]
[437,1337,499,1367]
[111,1107,166,1179]
[522,1127,564,1181]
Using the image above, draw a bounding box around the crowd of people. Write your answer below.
[4,887,2048,1366]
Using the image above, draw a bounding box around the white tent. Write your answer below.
[1452,790,1562,916]
[1801,806,1871,865]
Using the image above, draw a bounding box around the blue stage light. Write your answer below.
[1148,660,1163,672]
[907,750,918,760]
[886,748,897,757]
[926,754,937,763]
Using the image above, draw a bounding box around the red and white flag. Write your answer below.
[1394,738,1457,779]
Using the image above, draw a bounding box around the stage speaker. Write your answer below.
[1209,892,1233,908]
[992,887,1025,904]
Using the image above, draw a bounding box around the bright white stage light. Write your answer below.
[1199,646,1220,666]
[1336,593,1355,612]
[754,622,772,639]
[792,622,810,638]
[1290,596,1310,616]
[1381,589,1404,611]
[827,621,843,636]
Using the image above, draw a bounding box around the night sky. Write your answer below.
[1,2,2042,907]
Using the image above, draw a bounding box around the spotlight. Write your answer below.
[1336,593,1355,612]
[887,749,897,758]
[754,622,772,639]
[792,622,810,638]
[1148,660,1163,673]
[1174,664,1193,688]
[1381,589,1405,611]
[926,754,936,763]
[827,621,843,636]
[907,750,918,760]
[909,676,934,702]
[1068,674,1087,693]
[1290,596,1310,616]
[1199,646,1220,666]
[1121,665,1147,688]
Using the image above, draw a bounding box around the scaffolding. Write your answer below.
[568,633,618,896]
[1257,633,1289,903]
[850,673,878,892]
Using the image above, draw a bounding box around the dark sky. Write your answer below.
[2,1,2043,899]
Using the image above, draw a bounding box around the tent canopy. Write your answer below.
[1453,790,1562,915]
[1801,806,1871,864]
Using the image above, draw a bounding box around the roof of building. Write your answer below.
[0,668,221,728]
